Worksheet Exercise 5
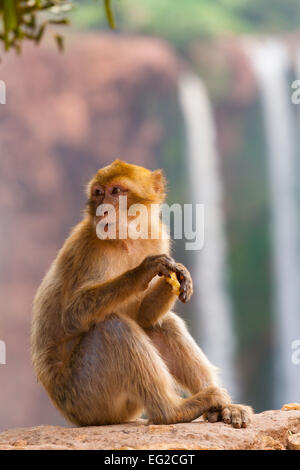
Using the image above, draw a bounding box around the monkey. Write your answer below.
[31,159,253,427]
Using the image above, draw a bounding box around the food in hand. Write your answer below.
[166,271,180,296]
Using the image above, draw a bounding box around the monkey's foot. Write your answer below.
[204,404,253,429]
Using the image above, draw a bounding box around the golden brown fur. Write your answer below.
[31,160,252,427]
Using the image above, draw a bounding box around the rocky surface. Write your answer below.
[0,410,299,450]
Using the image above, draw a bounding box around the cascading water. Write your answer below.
[296,54,300,193]
[178,73,238,398]
[246,39,300,406]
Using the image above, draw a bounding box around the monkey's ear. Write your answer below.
[152,169,167,198]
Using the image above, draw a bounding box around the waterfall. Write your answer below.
[178,73,238,398]
[246,39,300,406]
[296,54,300,186]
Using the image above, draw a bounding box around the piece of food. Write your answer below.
[281,403,300,411]
[166,271,180,296]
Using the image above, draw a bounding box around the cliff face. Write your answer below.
[0,34,179,431]
[0,410,299,450]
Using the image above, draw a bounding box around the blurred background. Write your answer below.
[0,0,300,431]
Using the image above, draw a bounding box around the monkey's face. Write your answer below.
[86,160,166,241]
[91,181,129,235]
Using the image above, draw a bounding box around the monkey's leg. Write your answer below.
[146,312,253,428]
[62,314,230,426]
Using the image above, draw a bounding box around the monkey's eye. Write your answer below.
[111,186,126,195]
[92,185,104,197]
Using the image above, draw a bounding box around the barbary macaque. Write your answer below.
[31,160,252,427]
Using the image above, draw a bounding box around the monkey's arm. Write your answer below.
[62,254,174,336]
[136,262,193,329]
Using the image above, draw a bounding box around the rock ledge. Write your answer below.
[0,410,299,450]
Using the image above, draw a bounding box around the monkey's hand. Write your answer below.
[137,254,176,289]
[137,255,193,303]
[172,262,193,304]
[136,256,193,328]
[162,258,193,303]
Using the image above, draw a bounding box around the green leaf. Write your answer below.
[104,0,116,29]
[3,0,17,31]
[3,0,18,50]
